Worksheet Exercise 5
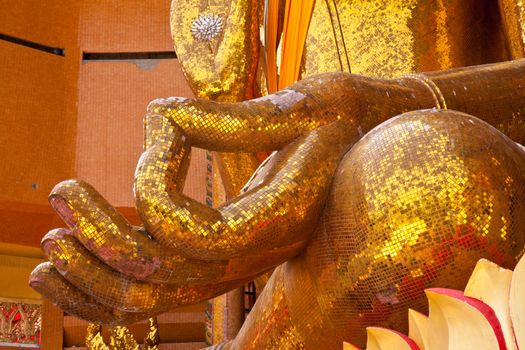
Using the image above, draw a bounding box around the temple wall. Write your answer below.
[0,1,80,206]
[76,60,197,207]
[79,0,174,53]
[0,0,205,242]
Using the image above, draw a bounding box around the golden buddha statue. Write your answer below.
[29,0,525,348]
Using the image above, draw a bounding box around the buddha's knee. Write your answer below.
[304,109,525,345]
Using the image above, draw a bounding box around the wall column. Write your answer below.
[41,299,63,349]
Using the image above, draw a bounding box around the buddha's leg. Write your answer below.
[225,109,525,349]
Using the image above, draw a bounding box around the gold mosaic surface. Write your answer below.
[302,110,525,346]
[27,0,525,346]
[303,0,510,79]
[217,113,525,348]
[500,0,525,59]
[222,109,525,349]
[170,0,260,102]
[30,60,525,348]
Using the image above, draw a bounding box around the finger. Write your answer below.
[136,120,356,262]
[29,262,153,325]
[49,180,228,284]
[146,73,352,152]
[49,182,293,284]
[41,230,250,313]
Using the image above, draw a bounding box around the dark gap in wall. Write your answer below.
[82,51,177,61]
[0,33,65,56]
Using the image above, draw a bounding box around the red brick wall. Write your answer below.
[0,1,205,245]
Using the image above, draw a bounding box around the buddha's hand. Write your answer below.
[29,112,354,324]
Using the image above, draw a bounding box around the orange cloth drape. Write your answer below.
[279,0,315,89]
[265,0,316,93]
[264,0,280,93]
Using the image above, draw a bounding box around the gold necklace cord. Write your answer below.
[403,73,448,110]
